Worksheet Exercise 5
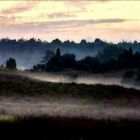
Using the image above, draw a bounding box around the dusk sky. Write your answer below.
[0,0,140,42]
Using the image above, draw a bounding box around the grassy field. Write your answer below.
[0,72,140,139]
[0,71,140,99]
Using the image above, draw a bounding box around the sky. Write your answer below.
[0,0,140,42]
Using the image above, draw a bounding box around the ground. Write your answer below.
[0,71,140,139]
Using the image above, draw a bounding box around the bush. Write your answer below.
[6,58,17,70]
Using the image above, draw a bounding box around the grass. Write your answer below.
[0,115,16,122]
[0,72,140,100]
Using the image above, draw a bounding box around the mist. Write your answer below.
[17,71,140,90]
[1,71,140,119]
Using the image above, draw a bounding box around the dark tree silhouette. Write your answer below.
[46,49,76,71]
[60,54,76,69]
[46,49,62,71]
[33,47,140,73]
[41,50,55,63]
[51,39,62,46]
[80,39,87,47]
[117,48,134,68]
[77,57,100,72]
[6,58,17,70]
[56,48,61,57]
[0,38,140,70]
[97,44,124,62]
[46,56,62,71]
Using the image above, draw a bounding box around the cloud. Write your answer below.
[64,0,92,9]
[64,0,108,8]
[34,18,127,29]
[4,18,126,34]
[1,1,38,15]
[0,1,38,28]
[48,12,76,19]
[0,18,138,43]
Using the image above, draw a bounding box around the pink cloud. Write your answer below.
[1,1,38,15]
[64,0,92,8]
[64,0,108,8]
[0,1,38,28]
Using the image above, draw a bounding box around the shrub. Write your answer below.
[6,58,17,70]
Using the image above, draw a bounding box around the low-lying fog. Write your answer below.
[1,71,140,119]
[1,96,140,120]
[18,71,140,90]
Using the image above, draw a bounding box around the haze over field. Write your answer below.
[1,96,140,120]
[14,71,139,90]
[0,72,140,121]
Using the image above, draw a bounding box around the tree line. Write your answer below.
[0,38,140,70]
[32,47,140,73]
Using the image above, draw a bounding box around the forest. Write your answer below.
[0,38,140,71]
[32,47,140,73]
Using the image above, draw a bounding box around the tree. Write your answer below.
[41,50,55,63]
[51,39,62,46]
[46,51,76,71]
[56,48,61,57]
[46,49,62,71]
[96,45,124,62]
[80,39,87,47]
[46,56,62,71]
[77,57,100,72]
[6,58,17,70]
[117,48,134,68]
[60,54,76,69]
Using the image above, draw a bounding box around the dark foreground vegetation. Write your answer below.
[0,115,140,140]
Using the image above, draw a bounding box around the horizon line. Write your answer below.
[0,37,139,44]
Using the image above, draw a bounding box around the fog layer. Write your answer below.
[18,72,140,90]
[0,96,140,120]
